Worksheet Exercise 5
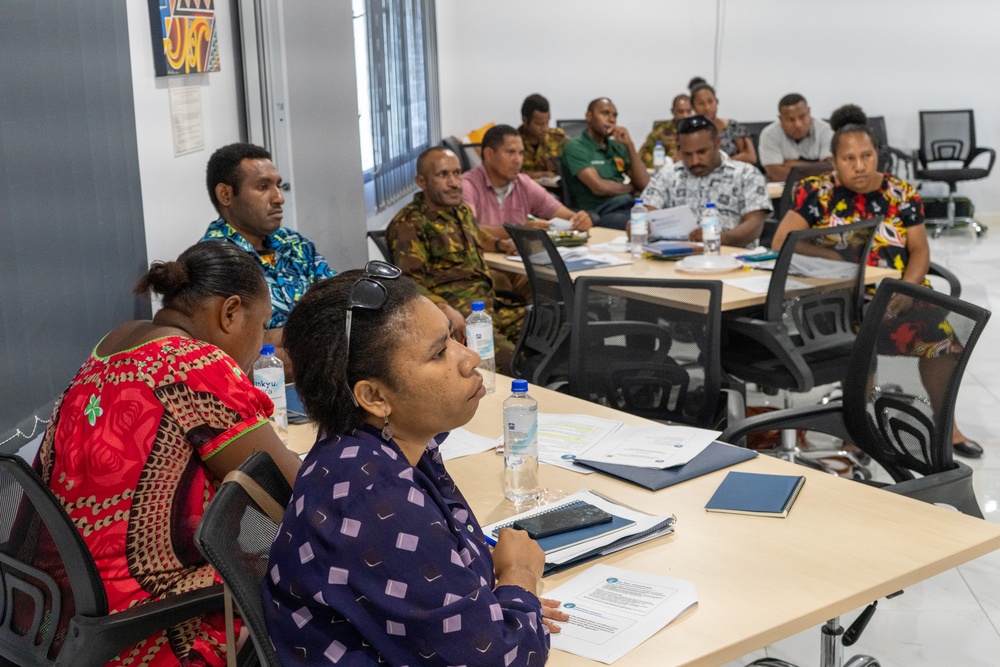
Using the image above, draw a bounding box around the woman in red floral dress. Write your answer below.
[35,241,301,665]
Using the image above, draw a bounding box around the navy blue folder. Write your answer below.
[576,441,757,491]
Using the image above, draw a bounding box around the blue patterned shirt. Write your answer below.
[201,219,335,328]
[263,425,549,666]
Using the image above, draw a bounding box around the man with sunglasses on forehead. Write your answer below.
[386,147,527,372]
[641,115,772,248]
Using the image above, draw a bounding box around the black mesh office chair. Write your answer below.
[742,120,772,175]
[440,136,481,172]
[569,276,739,429]
[554,156,577,209]
[0,454,225,667]
[504,225,576,388]
[367,229,391,262]
[775,162,834,222]
[723,278,990,667]
[555,119,587,139]
[913,109,995,237]
[722,218,879,469]
[865,115,913,178]
[195,452,293,667]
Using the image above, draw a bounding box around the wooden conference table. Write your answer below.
[285,382,1000,667]
[484,226,899,313]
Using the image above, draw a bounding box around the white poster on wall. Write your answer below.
[169,86,205,157]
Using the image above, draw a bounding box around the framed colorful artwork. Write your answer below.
[147,0,221,76]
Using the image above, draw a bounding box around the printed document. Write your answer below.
[438,428,499,460]
[575,424,719,469]
[547,564,698,663]
[648,205,698,240]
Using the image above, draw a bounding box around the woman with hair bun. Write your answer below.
[688,76,757,165]
[36,240,301,666]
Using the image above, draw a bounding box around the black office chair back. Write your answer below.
[195,452,292,667]
[440,136,480,172]
[0,455,104,665]
[766,217,878,336]
[918,110,977,164]
[844,279,990,483]
[775,163,833,220]
[570,277,725,428]
[553,156,576,209]
[504,225,576,386]
[741,120,772,174]
[367,229,391,262]
[555,119,587,139]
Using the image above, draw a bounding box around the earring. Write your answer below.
[381,415,393,441]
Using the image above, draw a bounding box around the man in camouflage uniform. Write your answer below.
[386,147,526,371]
[518,93,568,177]
[638,94,693,168]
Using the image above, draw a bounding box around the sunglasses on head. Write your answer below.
[345,260,402,406]
[677,115,713,134]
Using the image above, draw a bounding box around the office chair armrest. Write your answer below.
[60,585,226,667]
[724,317,816,392]
[966,146,996,173]
[885,461,984,519]
[720,401,850,445]
[927,261,961,298]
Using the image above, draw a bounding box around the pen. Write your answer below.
[483,532,497,546]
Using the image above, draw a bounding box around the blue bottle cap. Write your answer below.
[634,198,643,205]
[705,202,716,210]
[260,344,275,355]
[471,301,485,312]
[655,141,662,146]
[511,378,529,392]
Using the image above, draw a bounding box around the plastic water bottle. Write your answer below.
[701,202,721,255]
[652,141,666,168]
[466,301,495,394]
[253,344,288,444]
[503,379,539,503]
[631,198,648,259]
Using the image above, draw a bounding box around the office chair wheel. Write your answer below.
[843,656,880,667]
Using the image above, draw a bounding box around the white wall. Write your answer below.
[437,0,1000,215]
[126,1,246,265]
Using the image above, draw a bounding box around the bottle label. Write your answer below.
[253,368,287,409]
[467,322,495,360]
[504,409,537,455]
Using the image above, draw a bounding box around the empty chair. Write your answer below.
[555,119,587,139]
[570,276,738,429]
[195,451,293,667]
[913,109,995,237]
[723,278,990,666]
[504,224,576,387]
[0,454,224,667]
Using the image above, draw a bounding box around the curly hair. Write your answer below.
[206,143,272,213]
[829,104,877,155]
[283,270,421,436]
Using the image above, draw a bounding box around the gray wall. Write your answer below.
[0,2,149,439]
[280,1,368,270]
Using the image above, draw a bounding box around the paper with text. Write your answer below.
[575,424,720,469]
[547,564,698,663]
[648,205,698,240]
[438,428,500,460]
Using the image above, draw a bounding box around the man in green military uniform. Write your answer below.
[518,93,568,177]
[638,93,693,168]
[386,147,525,371]
[563,97,650,229]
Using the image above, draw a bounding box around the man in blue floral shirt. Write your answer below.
[201,143,335,371]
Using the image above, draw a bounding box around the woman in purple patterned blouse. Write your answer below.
[263,263,565,665]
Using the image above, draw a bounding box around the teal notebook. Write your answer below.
[705,471,805,517]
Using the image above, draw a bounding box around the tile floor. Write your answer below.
[724,222,1000,667]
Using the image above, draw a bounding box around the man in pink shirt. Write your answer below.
[462,124,591,240]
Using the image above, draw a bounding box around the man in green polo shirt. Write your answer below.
[563,97,650,229]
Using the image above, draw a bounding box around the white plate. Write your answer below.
[675,255,743,273]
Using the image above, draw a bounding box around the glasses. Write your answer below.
[345,260,402,406]
[677,115,713,134]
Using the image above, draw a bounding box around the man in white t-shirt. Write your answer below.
[758,93,833,183]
